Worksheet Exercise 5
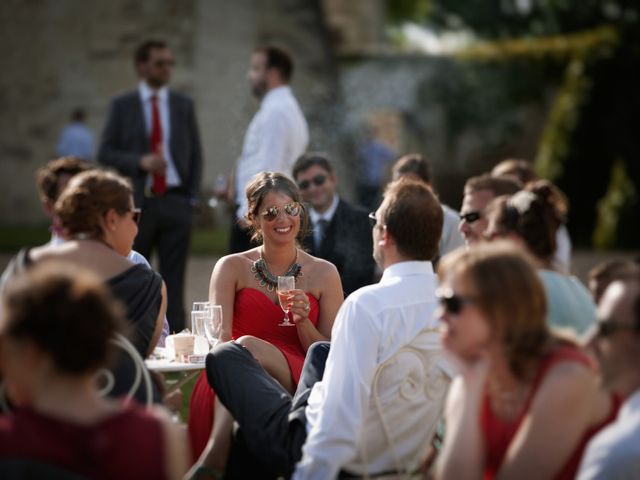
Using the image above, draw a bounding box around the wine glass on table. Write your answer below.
[204,305,222,347]
[277,276,295,327]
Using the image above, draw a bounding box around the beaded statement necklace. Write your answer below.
[251,249,302,291]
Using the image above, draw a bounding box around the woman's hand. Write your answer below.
[286,289,312,325]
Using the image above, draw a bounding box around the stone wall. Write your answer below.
[0,0,343,224]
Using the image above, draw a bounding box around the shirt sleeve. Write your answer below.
[293,295,381,480]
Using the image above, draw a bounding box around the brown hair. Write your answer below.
[55,170,132,240]
[134,39,168,65]
[379,179,443,261]
[464,173,522,197]
[392,153,432,184]
[588,260,640,303]
[245,171,309,244]
[35,156,91,203]
[487,180,567,263]
[491,158,538,185]
[438,242,550,380]
[255,45,294,82]
[292,152,334,179]
[1,261,126,375]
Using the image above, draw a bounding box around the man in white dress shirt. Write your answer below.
[200,179,451,479]
[578,275,640,479]
[227,45,309,253]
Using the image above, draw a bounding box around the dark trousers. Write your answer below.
[206,341,331,478]
[134,190,192,333]
[228,215,255,254]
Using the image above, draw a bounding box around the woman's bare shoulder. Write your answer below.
[213,249,260,273]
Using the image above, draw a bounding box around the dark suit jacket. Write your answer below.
[303,198,376,296]
[98,89,202,206]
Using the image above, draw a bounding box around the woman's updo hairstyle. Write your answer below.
[55,170,132,240]
[488,180,567,263]
[244,171,309,244]
[1,261,127,375]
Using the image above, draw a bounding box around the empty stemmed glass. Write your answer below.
[203,305,222,347]
[277,276,296,327]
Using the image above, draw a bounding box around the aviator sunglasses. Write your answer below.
[259,202,302,222]
[459,211,482,224]
[435,287,476,314]
[298,174,328,191]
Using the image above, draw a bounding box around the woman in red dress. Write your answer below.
[434,242,617,480]
[188,172,344,464]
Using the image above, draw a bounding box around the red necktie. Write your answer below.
[150,94,167,195]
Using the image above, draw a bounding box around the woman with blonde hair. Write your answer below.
[435,242,618,480]
[188,171,343,469]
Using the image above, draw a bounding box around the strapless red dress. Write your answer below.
[188,288,320,459]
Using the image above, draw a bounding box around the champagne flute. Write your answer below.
[277,276,296,327]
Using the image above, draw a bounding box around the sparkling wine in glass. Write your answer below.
[277,276,295,327]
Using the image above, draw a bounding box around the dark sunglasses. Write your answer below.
[368,212,378,228]
[259,202,301,222]
[459,211,482,224]
[435,288,476,315]
[152,59,175,68]
[596,319,637,338]
[131,208,142,224]
[298,174,327,191]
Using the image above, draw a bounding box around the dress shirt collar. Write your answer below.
[620,388,640,420]
[308,195,339,225]
[138,81,169,103]
[262,85,292,106]
[380,260,434,283]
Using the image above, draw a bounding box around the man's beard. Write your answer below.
[252,79,267,99]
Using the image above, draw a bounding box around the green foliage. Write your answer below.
[593,160,637,248]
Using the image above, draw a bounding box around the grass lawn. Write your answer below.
[0,225,228,256]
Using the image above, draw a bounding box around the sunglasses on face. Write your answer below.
[595,318,637,338]
[297,174,328,191]
[130,208,142,224]
[459,211,482,224]
[368,212,379,228]
[152,59,175,68]
[435,287,476,315]
[259,202,301,222]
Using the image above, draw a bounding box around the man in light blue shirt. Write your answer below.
[56,108,95,161]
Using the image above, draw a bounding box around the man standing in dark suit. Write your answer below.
[293,153,375,296]
[99,39,202,332]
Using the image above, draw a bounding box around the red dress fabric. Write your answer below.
[481,344,619,480]
[188,288,320,459]
[0,405,167,479]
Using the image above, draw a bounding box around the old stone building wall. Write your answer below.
[0,0,343,225]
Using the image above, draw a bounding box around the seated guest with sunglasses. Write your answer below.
[189,179,451,479]
[435,242,618,480]
[292,152,375,295]
[1,170,166,404]
[188,171,343,462]
[578,274,640,479]
[459,174,521,245]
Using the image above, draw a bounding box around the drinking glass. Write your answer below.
[277,276,296,327]
[204,305,222,347]
[191,310,208,337]
[192,301,210,312]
